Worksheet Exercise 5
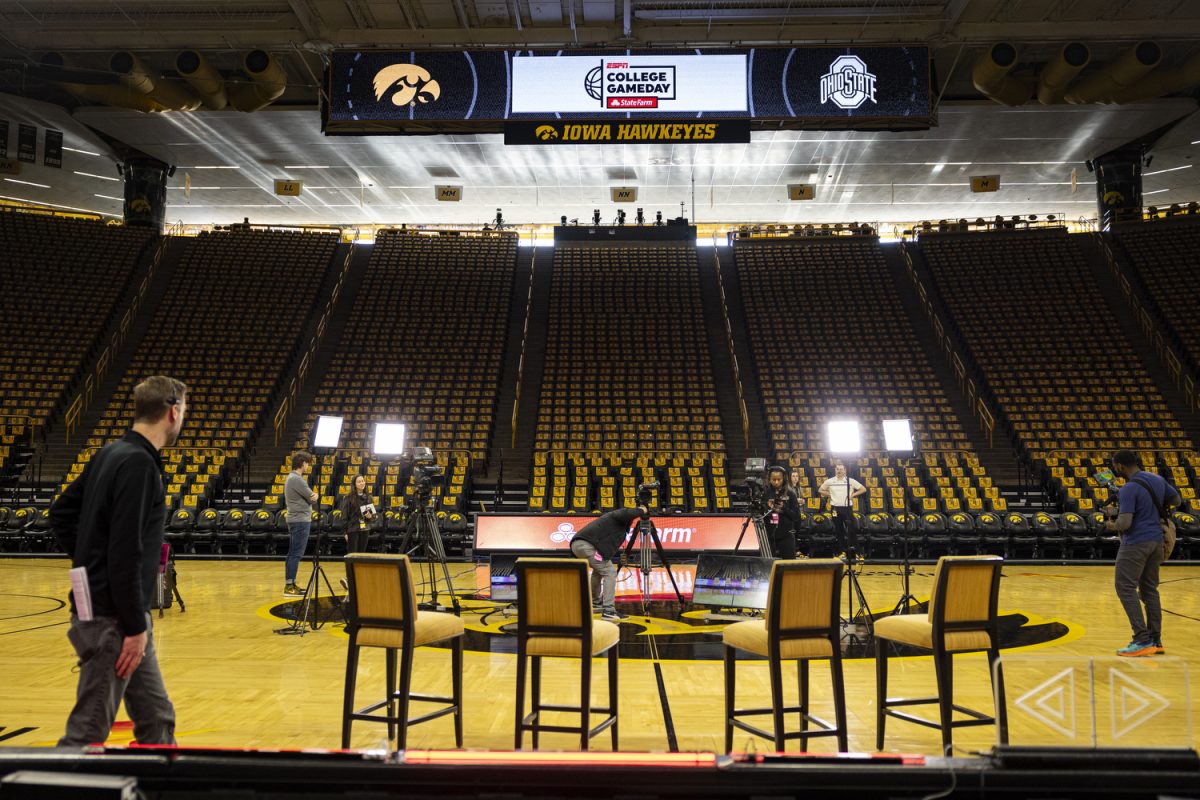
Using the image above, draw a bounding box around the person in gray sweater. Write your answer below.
[283,450,318,595]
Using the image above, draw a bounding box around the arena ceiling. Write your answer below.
[1,0,1199,226]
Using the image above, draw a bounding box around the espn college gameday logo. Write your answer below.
[585,60,677,109]
[819,54,877,110]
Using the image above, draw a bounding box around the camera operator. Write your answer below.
[763,466,802,559]
[570,505,648,622]
[1105,449,1179,658]
[819,462,866,562]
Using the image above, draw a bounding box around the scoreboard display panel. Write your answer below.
[324,46,930,135]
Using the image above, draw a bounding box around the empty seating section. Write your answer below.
[0,210,153,473]
[1116,222,1200,371]
[66,229,338,513]
[276,230,517,515]
[737,240,969,458]
[531,244,727,512]
[919,230,1193,511]
[789,451,1003,520]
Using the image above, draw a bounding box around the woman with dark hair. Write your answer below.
[340,474,376,553]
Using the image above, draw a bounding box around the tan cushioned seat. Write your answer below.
[722,619,834,660]
[524,620,620,657]
[873,614,992,652]
[356,610,465,649]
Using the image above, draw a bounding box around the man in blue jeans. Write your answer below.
[1105,449,1179,657]
[283,450,318,595]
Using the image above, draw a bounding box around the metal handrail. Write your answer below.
[271,243,354,446]
[899,243,997,447]
[711,232,749,447]
[63,222,176,442]
[510,243,537,448]
[1093,232,1197,411]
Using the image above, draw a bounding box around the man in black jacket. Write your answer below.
[52,375,187,747]
[570,505,647,622]
[764,466,802,559]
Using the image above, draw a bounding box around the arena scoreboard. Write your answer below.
[323,46,931,136]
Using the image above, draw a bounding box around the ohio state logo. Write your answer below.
[820,55,877,110]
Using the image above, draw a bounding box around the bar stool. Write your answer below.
[874,555,1007,754]
[341,553,464,749]
[723,559,848,752]
[514,558,619,750]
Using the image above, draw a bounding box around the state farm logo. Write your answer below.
[549,521,576,544]
[585,60,676,109]
[655,526,694,545]
[819,54,877,110]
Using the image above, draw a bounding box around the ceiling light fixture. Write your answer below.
[284,165,332,169]
[93,194,123,201]
[1143,165,1192,176]
[62,146,102,156]
[74,170,120,182]
[4,178,50,188]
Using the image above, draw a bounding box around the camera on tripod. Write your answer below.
[743,457,768,514]
[636,480,659,509]
[405,446,444,503]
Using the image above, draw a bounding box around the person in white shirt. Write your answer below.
[819,463,866,561]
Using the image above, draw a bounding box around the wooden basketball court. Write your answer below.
[2,558,1196,755]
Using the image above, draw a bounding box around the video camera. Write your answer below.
[407,446,444,501]
[636,480,659,509]
[743,457,768,513]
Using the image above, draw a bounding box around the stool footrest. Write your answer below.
[885,706,995,731]
[532,703,615,715]
[730,718,839,742]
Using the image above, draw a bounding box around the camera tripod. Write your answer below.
[891,459,921,617]
[622,512,685,605]
[275,530,344,636]
[399,493,462,615]
[733,506,774,558]
[840,557,874,644]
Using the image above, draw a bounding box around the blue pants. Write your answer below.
[285,521,311,583]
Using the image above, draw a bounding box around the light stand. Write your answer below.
[827,421,873,643]
[276,416,347,636]
[884,419,921,616]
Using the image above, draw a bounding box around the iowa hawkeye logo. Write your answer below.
[373,64,442,106]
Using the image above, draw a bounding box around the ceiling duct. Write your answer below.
[176,50,229,110]
[1108,51,1200,104]
[1064,41,1161,104]
[1037,42,1090,105]
[42,51,171,113]
[972,43,1033,107]
[228,50,287,112]
[111,51,201,111]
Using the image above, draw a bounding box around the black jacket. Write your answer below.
[572,508,641,560]
[339,490,375,532]
[50,430,166,636]
[763,485,801,536]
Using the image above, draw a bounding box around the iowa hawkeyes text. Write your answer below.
[554,122,721,141]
